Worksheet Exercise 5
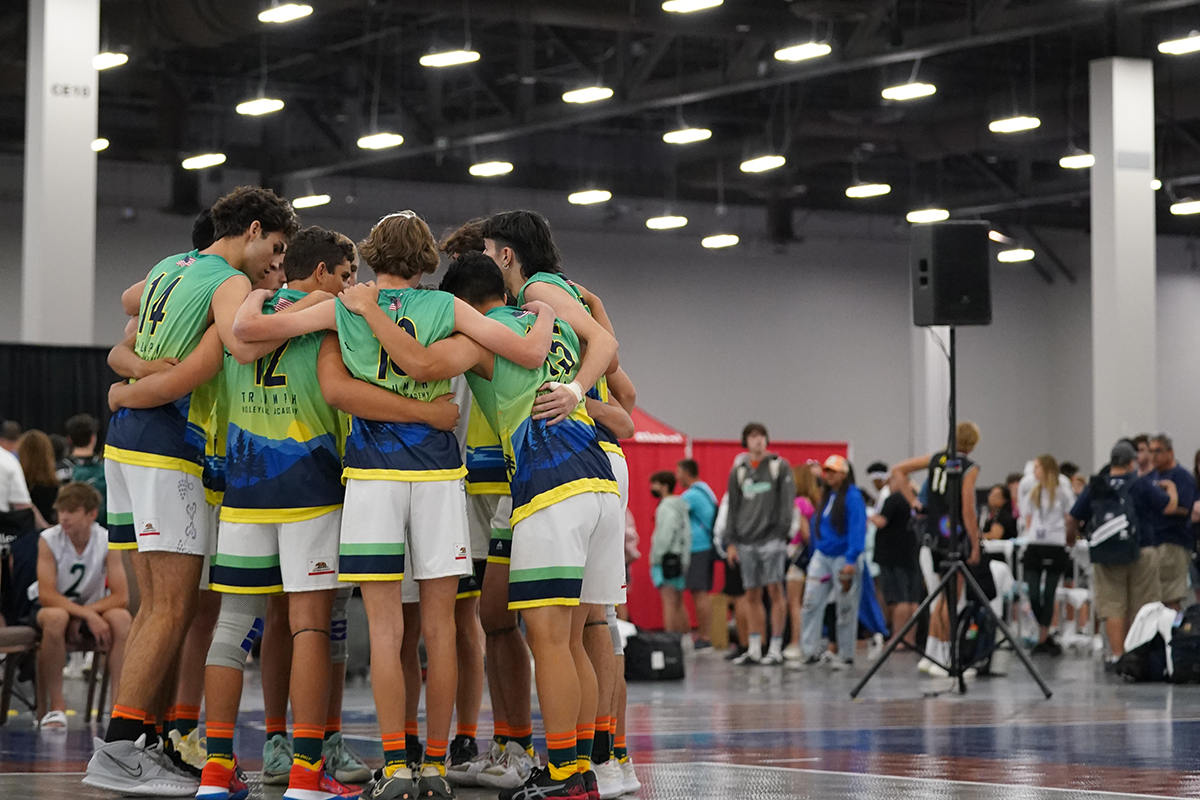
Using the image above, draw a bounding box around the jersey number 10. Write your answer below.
[377,317,418,380]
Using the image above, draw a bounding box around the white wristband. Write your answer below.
[566,381,584,403]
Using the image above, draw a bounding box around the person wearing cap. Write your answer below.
[724,423,796,666]
[795,455,867,669]
[1067,440,1176,667]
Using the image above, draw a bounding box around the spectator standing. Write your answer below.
[1018,455,1076,656]
[1060,462,1086,497]
[870,473,920,646]
[725,423,796,666]
[983,485,1018,540]
[34,483,132,729]
[0,420,21,454]
[1068,440,1173,666]
[676,459,718,650]
[65,414,106,523]
[1132,434,1153,477]
[18,430,60,528]
[1146,434,1197,610]
[1005,473,1023,520]
[649,471,692,634]
[782,466,821,661]
[797,455,866,669]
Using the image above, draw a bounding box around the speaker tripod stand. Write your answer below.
[850,327,1052,699]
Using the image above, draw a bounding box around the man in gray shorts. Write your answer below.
[725,423,796,666]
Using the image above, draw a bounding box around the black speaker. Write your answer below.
[910,221,992,326]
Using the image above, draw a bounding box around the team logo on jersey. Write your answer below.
[455,545,468,561]
[139,520,160,537]
[309,559,335,576]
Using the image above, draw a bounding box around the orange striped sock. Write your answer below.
[456,722,477,740]
[104,705,146,743]
[425,738,448,774]
[174,704,201,737]
[405,720,420,739]
[511,723,533,755]
[293,724,325,771]
[382,732,407,777]
[493,720,510,744]
[575,723,595,771]
[206,720,236,762]
[265,717,288,738]
[324,717,341,740]
[546,731,577,781]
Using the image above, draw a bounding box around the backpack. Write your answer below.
[1086,472,1142,566]
[956,600,997,674]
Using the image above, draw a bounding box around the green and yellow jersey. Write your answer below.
[106,250,242,475]
[335,287,464,481]
[515,271,626,460]
[464,379,508,496]
[464,306,616,528]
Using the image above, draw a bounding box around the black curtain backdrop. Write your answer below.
[0,343,118,446]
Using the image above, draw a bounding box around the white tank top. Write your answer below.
[41,524,109,606]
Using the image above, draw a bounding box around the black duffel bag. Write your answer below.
[624,631,685,681]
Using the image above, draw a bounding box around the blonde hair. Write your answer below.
[1030,453,1060,511]
[792,464,822,506]
[358,212,439,279]
[956,421,981,453]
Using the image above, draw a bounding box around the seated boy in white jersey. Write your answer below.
[35,483,132,730]
[339,252,623,800]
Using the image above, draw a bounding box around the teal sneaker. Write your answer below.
[261,733,294,785]
[323,731,372,784]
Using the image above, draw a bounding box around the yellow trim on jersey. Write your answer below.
[108,541,139,551]
[465,481,511,496]
[342,466,468,483]
[339,573,405,583]
[598,441,626,458]
[104,445,204,477]
[508,597,580,610]
[205,489,224,507]
[220,504,343,524]
[456,589,483,600]
[210,583,285,595]
[510,478,621,527]
[486,556,511,565]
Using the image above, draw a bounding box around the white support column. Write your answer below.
[22,0,100,344]
[911,325,951,456]
[1089,57,1157,467]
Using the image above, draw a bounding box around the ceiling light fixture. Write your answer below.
[357,132,404,150]
[988,230,1010,243]
[562,86,614,104]
[646,215,688,230]
[292,194,331,209]
[845,183,891,198]
[1153,179,1163,191]
[93,52,128,70]
[1170,199,1200,215]
[881,82,936,101]
[236,97,285,116]
[997,248,1035,263]
[258,3,313,23]
[91,138,109,152]
[989,115,1041,134]
[906,208,949,224]
[701,234,739,248]
[568,189,612,205]
[1059,153,1095,169]
[740,154,785,173]
[662,0,723,12]
[1159,32,1200,55]
[420,49,481,68]
[469,161,514,177]
[663,127,712,145]
[774,42,832,62]
[181,153,226,170]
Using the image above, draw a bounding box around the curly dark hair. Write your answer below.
[210,186,299,240]
[359,212,440,279]
[284,226,357,283]
[440,218,487,258]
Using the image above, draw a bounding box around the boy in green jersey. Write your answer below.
[88,187,300,798]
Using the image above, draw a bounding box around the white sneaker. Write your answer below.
[917,657,933,674]
[731,650,761,666]
[760,651,783,666]
[595,759,624,799]
[82,735,199,797]
[621,757,641,794]
[781,644,802,661]
[447,738,501,787]
[926,662,950,678]
[828,658,852,671]
[477,740,535,789]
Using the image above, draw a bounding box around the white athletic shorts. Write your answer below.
[338,477,471,584]
[467,492,508,561]
[508,491,625,610]
[105,460,210,557]
[607,452,629,514]
[209,508,343,594]
[199,503,221,590]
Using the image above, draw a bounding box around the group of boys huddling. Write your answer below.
[83,185,641,800]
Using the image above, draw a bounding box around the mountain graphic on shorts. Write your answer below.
[223,426,344,510]
[509,416,615,510]
[342,418,463,474]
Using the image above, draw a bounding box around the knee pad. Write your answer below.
[205,594,268,672]
[330,586,351,665]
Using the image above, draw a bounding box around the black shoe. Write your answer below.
[371,770,418,799]
[580,769,599,799]
[161,735,201,779]
[1046,637,1064,658]
[1031,640,1050,655]
[499,766,589,800]
[407,738,425,772]
[416,771,455,799]
[448,735,477,768]
[693,639,713,651]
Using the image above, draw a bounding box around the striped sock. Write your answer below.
[614,735,627,763]
[592,716,611,764]
[174,705,201,738]
[424,739,448,775]
[265,717,288,739]
[105,705,145,743]
[293,724,325,771]
[575,723,595,772]
[324,717,341,740]
[206,720,236,765]
[493,721,510,745]
[405,720,420,739]
[606,716,617,761]
[545,731,577,782]
[456,722,478,740]
[163,705,177,737]
[382,732,407,778]
[511,723,534,756]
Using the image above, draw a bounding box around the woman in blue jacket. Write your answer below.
[798,455,867,669]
